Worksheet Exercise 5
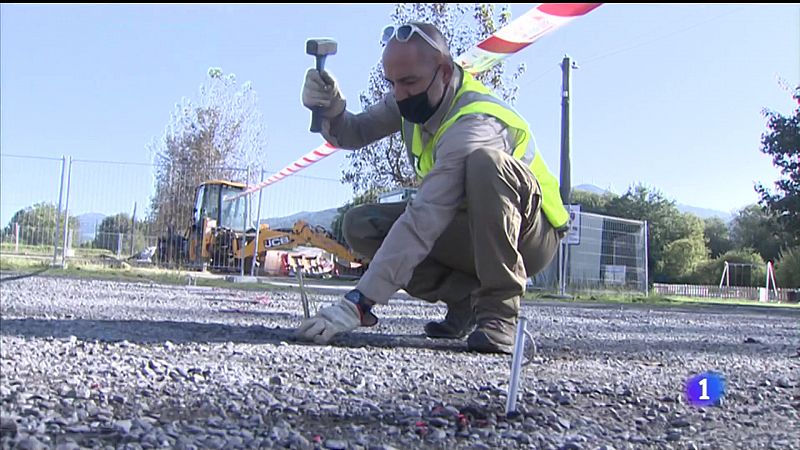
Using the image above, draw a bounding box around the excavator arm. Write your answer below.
[242,220,368,270]
[290,221,368,268]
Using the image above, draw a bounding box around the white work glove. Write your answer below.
[295,299,360,344]
[301,69,346,119]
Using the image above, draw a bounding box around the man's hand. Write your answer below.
[295,299,360,344]
[301,69,346,119]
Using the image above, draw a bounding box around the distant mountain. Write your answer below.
[574,184,612,196]
[263,185,734,230]
[263,208,339,230]
[677,205,732,222]
[572,184,732,222]
[76,213,105,243]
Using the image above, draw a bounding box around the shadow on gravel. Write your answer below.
[536,335,799,359]
[0,318,295,345]
[6,316,792,358]
[0,318,469,353]
[527,300,800,318]
[324,331,470,353]
[0,268,50,283]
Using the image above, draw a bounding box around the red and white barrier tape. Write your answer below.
[458,3,602,74]
[228,3,602,201]
[233,142,338,198]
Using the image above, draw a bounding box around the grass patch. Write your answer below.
[4,255,793,309]
[526,290,800,309]
[0,256,51,271]
[0,243,53,256]
[0,243,115,258]
[0,255,309,294]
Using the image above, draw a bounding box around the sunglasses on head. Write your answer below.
[381,23,444,54]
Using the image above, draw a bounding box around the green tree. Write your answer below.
[668,212,706,244]
[774,246,800,288]
[341,3,525,194]
[570,189,617,214]
[3,202,79,247]
[148,68,267,233]
[92,213,149,255]
[730,204,786,262]
[690,248,765,286]
[652,212,707,282]
[755,85,799,247]
[703,217,733,259]
[659,237,708,281]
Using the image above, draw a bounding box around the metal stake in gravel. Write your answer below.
[506,317,536,417]
[297,266,311,319]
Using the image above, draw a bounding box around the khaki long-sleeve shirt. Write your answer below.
[322,66,515,304]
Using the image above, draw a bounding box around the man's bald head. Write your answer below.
[382,22,452,68]
[382,22,456,105]
[407,21,452,65]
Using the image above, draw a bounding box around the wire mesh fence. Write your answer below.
[531,211,649,295]
[2,153,650,293]
[0,153,356,274]
[0,154,68,261]
[1,154,671,298]
[570,212,649,293]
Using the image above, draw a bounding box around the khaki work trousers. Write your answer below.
[342,148,562,323]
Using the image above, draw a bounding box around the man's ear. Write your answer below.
[442,62,455,85]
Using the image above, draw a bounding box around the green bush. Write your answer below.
[658,237,708,282]
[687,248,765,286]
[775,246,800,288]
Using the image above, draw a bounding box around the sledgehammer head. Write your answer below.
[306,39,338,58]
[306,38,338,133]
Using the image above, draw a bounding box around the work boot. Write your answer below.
[467,318,516,354]
[424,303,475,339]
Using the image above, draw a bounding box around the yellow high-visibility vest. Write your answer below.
[401,69,570,229]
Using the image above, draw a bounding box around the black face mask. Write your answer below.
[396,67,444,124]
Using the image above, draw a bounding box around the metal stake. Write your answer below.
[506,317,532,416]
[297,265,310,319]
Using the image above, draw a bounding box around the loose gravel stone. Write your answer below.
[1,276,798,449]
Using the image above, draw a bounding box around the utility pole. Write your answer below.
[558,55,578,297]
[560,54,577,205]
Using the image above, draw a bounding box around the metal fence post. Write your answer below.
[558,242,564,295]
[14,222,19,253]
[643,220,649,296]
[117,233,123,259]
[130,202,137,257]
[562,241,570,295]
[52,155,66,266]
[250,169,265,276]
[60,156,73,267]
[240,165,251,277]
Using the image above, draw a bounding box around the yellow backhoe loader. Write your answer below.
[155,180,366,275]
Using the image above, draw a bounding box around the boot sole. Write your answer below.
[467,332,513,354]
[424,322,469,340]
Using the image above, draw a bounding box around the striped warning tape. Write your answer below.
[458,3,602,73]
[228,3,602,201]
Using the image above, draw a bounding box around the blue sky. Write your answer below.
[1,3,798,225]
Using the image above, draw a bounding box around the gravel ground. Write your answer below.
[1,275,798,450]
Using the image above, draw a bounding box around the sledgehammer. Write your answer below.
[306,38,338,133]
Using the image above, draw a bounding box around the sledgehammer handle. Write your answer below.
[310,56,326,133]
